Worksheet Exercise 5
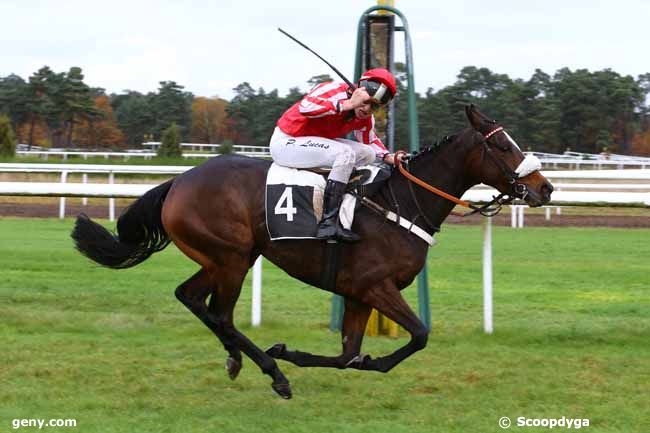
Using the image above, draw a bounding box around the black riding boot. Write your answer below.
[316,180,360,242]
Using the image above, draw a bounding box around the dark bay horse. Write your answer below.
[72,105,553,399]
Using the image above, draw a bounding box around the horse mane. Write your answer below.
[408,133,459,163]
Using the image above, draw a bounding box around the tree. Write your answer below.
[74,95,125,148]
[17,66,99,148]
[0,74,29,133]
[152,81,193,140]
[111,91,155,147]
[631,130,650,156]
[190,97,228,143]
[218,138,234,155]
[25,67,58,147]
[519,69,561,152]
[0,115,17,157]
[158,122,182,157]
[60,67,99,147]
[307,74,333,88]
[551,68,645,153]
[226,82,294,146]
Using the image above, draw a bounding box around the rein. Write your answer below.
[393,127,518,217]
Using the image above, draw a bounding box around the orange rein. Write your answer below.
[393,150,473,212]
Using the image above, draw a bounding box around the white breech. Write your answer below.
[269,127,376,183]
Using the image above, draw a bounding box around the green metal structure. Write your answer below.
[330,5,431,332]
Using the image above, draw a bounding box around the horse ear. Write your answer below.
[465,104,481,131]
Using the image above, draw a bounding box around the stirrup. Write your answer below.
[316,223,360,243]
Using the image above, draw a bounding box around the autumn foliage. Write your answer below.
[73,96,125,148]
[631,130,650,156]
[190,97,228,143]
[1,65,649,155]
[14,119,49,148]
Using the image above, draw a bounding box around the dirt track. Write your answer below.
[1,201,649,228]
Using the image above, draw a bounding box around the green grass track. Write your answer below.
[1,218,648,433]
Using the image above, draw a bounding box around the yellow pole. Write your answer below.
[377,0,395,14]
[365,310,379,336]
[362,0,399,338]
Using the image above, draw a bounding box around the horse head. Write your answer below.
[464,104,553,207]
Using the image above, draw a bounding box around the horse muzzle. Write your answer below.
[522,179,553,207]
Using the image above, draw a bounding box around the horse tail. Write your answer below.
[71,179,174,269]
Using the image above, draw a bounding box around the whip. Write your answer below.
[278,28,356,92]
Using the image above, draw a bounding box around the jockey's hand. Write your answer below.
[341,88,371,111]
[382,153,396,165]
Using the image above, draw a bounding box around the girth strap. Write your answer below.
[359,196,437,246]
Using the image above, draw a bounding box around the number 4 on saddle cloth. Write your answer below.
[265,163,390,240]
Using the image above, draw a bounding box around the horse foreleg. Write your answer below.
[266,298,372,368]
[347,282,429,373]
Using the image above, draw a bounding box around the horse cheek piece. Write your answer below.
[70,105,553,399]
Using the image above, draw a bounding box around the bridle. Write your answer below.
[480,126,531,203]
[394,125,537,217]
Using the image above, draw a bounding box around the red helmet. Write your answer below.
[358,68,397,105]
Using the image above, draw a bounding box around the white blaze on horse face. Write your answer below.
[503,130,541,177]
[503,131,521,151]
[515,154,542,178]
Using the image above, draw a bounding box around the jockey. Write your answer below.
[270,68,397,242]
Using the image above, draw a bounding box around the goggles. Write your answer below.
[359,79,393,106]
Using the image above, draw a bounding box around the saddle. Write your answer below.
[265,163,391,240]
[305,166,389,196]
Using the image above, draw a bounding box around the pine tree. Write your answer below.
[158,122,182,158]
[0,114,17,157]
[217,138,234,155]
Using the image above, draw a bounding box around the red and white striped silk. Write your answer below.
[298,82,349,118]
[277,82,388,158]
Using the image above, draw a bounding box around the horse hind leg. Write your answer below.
[175,263,291,398]
[166,212,291,397]
[207,294,241,379]
[174,269,242,377]
[204,256,292,399]
[167,214,247,379]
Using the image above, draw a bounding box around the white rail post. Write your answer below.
[545,207,551,220]
[483,217,493,334]
[517,206,525,228]
[82,173,88,206]
[59,171,68,219]
[252,257,262,327]
[510,205,517,228]
[108,172,115,221]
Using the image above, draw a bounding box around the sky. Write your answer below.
[1,0,648,100]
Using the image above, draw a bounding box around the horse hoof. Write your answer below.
[272,381,292,399]
[266,343,287,358]
[345,353,371,369]
[226,357,242,380]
